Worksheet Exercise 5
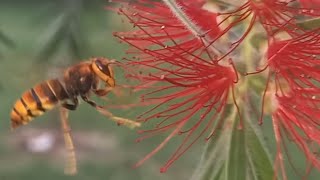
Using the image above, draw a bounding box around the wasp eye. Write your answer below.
[95,60,111,76]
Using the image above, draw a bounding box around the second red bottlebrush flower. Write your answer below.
[267,30,320,178]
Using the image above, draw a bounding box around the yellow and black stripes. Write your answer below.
[10,79,69,129]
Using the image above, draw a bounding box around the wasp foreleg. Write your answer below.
[92,78,112,97]
[93,89,111,96]
[92,84,114,97]
[81,95,141,129]
[81,95,100,108]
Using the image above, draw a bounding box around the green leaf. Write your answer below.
[190,109,247,180]
[68,23,88,58]
[190,129,227,180]
[36,13,69,61]
[35,0,87,61]
[245,119,274,180]
[191,106,274,180]
[296,17,320,30]
[0,30,15,48]
[226,120,246,180]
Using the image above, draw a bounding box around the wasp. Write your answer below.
[10,57,140,175]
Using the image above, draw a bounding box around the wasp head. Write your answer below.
[91,57,115,87]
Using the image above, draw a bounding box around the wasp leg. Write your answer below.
[81,95,141,129]
[92,85,114,97]
[92,80,113,96]
[92,79,114,97]
[93,89,111,96]
[62,98,78,110]
[92,78,109,97]
[59,107,77,175]
[81,95,101,108]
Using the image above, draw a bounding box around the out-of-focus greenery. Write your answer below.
[1,1,319,180]
[0,0,199,179]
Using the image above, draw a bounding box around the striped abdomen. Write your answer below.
[10,79,69,129]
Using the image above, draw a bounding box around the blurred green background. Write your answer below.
[0,0,199,179]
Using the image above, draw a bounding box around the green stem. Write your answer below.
[162,0,224,55]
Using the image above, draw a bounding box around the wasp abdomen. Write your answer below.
[11,79,69,129]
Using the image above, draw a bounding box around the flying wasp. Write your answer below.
[10,57,140,175]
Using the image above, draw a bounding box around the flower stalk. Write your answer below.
[162,0,224,56]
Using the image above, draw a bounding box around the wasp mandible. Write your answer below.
[10,57,140,174]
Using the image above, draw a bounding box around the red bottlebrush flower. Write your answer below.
[272,91,320,179]
[133,61,236,172]
[267,30,320,91]
[112,0,237,172]
[266,30,320,178]
[216,0,320,43]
